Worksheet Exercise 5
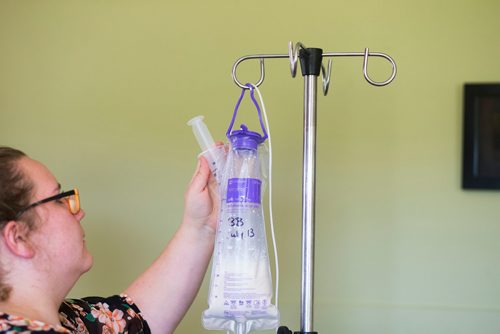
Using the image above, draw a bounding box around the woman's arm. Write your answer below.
[124,157,218,334]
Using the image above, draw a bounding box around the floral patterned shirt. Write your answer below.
[0,294,150,334]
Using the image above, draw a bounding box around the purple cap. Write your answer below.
[229,124,265,150]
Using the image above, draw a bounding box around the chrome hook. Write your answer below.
[321,59,332,96]
[231,57,265,89]
[288,41,307,78]
[362,48,397,86]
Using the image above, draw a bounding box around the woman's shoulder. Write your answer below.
[59,294,150,334]
[0,312,70,334]
[0,294,150,334]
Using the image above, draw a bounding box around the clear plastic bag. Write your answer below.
[203,135,279,334]
[201,86,279,334]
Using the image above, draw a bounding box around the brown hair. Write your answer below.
[0,146,34,301]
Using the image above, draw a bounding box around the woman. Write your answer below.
[0,146,218,334]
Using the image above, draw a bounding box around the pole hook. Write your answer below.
[288,41,307,78]
[231,57,265,90]
[321,59,332,95]
[362,48,397,86]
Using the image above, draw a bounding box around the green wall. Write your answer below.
[1,1,500,333]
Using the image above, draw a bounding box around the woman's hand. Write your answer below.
[183,156,219,233]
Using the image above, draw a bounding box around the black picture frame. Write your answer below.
[462,83,500,189]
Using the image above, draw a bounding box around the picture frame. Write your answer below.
[462,83,500,190]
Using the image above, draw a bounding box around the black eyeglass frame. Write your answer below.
[15,189,78,219]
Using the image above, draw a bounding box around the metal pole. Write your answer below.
[301,74,318,332]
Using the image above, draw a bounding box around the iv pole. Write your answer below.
[231,42,397,334]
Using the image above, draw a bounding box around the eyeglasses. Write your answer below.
[15,188,80,219]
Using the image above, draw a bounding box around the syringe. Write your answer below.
[187,115,225,181]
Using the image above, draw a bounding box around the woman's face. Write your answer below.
[18,157,93,282]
